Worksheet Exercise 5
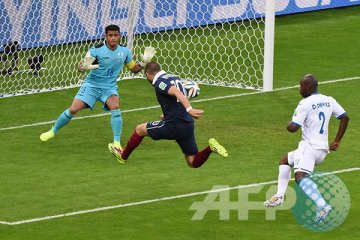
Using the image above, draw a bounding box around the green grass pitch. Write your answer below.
[0,6,359,240]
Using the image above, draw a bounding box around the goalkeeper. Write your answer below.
[40,24,156,161]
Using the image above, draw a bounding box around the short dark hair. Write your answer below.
[105,25,120,34]
[302,74,318,92]
[144,62,161,75]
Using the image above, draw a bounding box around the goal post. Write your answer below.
[0,0,274,98]
[263,0,275,92]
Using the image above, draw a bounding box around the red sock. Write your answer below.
[122,130,144,160]
[191,146,212,168]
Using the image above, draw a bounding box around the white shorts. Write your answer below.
[287,141,328,174]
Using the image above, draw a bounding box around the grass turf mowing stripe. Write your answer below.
[0,76,359,132]
[0,167,358,225]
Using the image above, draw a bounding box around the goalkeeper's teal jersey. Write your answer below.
[82,42,133,88]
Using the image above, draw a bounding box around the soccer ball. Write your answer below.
[181,79,200,99]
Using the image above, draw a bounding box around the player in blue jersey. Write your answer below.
[40,25,156,160]
[111,62,228,167]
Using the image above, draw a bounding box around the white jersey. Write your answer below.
[291,93,346,150]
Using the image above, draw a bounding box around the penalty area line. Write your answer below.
[0,76,359,132]
[0,167,359,226]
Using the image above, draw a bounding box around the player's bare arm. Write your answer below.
[330,114,349,151]
[126,60,143,74]
[167,86,204,119]
[287,121,300,132]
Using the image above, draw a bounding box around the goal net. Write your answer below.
[0,0,269,98]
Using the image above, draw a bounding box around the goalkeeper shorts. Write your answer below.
[75,86,118,111]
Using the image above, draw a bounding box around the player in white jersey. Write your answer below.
[264,74,349,224]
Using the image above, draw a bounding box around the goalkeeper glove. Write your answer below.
[139,46,156,67]
[81,52,99,70]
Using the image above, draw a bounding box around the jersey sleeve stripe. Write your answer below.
[292,121,301,127]
[337,112,347,119]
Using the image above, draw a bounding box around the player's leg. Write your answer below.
[40,86,96,141]
[296,171,332,224]
[276,156,292,198]
[178,123,227,167]
[119,122,149,162]
[58,99,87,130]
[104,94,122,147]
[264,153,293,207]
[294,150,326,210]
[40,99,87,141]
[101,89,125,162]
[177,137,201,168]
[186,140,227,168]
[185,148,210,168]
[295,148,330,223]
[185,139,228,168]
[121,120,174,163]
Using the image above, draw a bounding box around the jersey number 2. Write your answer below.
[318,111,325,134]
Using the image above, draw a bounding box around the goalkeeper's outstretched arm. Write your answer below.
[126,46,156,73]
[126,61,143,74]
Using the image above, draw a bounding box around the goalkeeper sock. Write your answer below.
[275,165,291,197]
[53,109,73,134]
[299,178,327,209]
[191,146,212,168]
[122,130,144,160]
[111,109,122,142]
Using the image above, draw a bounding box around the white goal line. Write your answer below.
[0,167,358,226]
[0,76,359,132]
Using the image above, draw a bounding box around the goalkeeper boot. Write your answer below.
[108,142,125,164]
[315,204,332,224]
[264,195,284,207]
[40,129,55,142]
[209,138,228,157]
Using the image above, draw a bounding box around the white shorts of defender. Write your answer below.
[288,141,328,174]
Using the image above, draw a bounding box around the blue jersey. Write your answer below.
[152,71,193,123]
[82,42,133,88]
